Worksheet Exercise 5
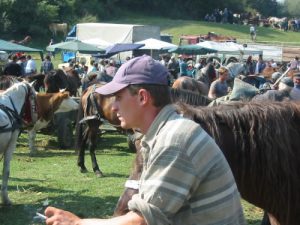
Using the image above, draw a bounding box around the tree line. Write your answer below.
[0,0,296,39]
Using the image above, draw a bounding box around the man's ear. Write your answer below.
[137,89,149,105]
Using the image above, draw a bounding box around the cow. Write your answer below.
[27,91,78,154]
[49,23,68,37]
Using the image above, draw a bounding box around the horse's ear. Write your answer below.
[59,88,66,92]
[29,80,36,87]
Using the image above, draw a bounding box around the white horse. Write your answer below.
[0,82,37,205]
[226,62,247,80]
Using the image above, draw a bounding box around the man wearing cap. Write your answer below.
[290,73,300,100]
[44,55,245,225]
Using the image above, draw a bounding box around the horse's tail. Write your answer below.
[75,97,85,151]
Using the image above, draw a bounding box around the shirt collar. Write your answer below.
[141,104,176,149]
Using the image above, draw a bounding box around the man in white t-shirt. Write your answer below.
[250,25,256,41]
[25,55,37,75]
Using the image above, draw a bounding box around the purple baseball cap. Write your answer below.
[95,55,169,95]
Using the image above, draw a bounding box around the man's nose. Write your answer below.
[111,102,118,112]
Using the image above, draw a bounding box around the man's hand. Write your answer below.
[45,207,82,225]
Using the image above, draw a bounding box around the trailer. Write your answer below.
[65,22,160,61]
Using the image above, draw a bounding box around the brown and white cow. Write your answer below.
[27,91,78,153]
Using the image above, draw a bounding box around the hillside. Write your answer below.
[108,16,300,46]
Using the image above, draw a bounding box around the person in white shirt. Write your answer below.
[25,55,37,75]
[289,56,299,70]
[250,25,257,41]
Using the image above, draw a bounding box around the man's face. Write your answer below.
[294,77,300,86]
[112,88,140,130]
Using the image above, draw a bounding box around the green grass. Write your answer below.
[109,16,300,45]
[0,130,263,225]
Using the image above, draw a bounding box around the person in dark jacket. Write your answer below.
[3,55,22,76]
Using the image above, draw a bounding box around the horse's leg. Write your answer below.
[88,121,103,177]
[77,129,88,173]
[1,131,18,205]
[28,129,37,154]
[261,212,271,225]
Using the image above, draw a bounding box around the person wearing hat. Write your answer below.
[3,54,22,77]
[270,71,282,84]
[208,66,229,99]
[253,76,294,101]
[44,55,246,225]
[290,73,300,100]
[289,56,299,70]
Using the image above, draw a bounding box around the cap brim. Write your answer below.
[95,81,129,95]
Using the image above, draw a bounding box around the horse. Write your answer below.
[199,32,236,42]
[226,62,248,79]
[114,101,300,225]
[0,81,37,205]
[23,73,46,92]
[49,23,68,36]
[75,83,120,177]
[172,76,209,96]
[44,69,81,96]
[196,62,217,87]
[261,66,279,79]
[0,75,22,91]
[76,85,212,177]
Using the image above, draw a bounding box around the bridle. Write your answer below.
[0,82,37,133]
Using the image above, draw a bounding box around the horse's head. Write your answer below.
[22,82,38,127]
[226,62,247,80]
[44,69,68,93]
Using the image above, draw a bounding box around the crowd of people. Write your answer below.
[2,53,54,77]
[204,8,234,24]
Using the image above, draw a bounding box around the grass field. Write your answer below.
[0,129,264,225]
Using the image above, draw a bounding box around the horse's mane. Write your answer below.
[170,88,211,106]
[0,75,21,90]
[177,101,300,224]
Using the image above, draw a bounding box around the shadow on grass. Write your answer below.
[16,131,134,158]
[0,194,120,225]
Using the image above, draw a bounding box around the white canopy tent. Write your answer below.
[135,38,177,50]
[196,41,263,55]
[135,38,178,58]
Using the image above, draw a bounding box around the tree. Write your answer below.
[285,0,300,17]
[246,0,279,17]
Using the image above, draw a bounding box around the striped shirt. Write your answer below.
[128,105,245,225]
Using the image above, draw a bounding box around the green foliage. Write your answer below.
[246,0,279,16]
[285,0,300,17]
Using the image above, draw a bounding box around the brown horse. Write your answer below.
[261,66,278,79]
[44,69,81,96]
[172,76,209,95]
[75,83,121,177]
[115,101,300,225]
[200,32,236,42]
[10,36,32,45]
